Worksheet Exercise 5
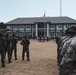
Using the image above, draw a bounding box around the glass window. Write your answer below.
[64,24,70,30]
[19,26,24,28]
[19,25,24,30]
[71,24,76,27]
[32,25,35,28]
[50,25,55,28]
[26,30,31,32]
[56,25,62,28]
[13,26,18,29]
[13,26,18,30]
[58,25,62,28]
[26,25,31,31]
[26,28,31,30]
[56,25,62,30]
[7,26,12,29]
[26,25,31,28]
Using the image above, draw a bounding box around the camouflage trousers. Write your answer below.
[22,47,29,60]
[0,48,5,65]
[5,46,11,61]
[59,61,76,75]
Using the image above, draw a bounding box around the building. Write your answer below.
[5,16,76,39]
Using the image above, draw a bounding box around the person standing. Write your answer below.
[60,26,76,75]
[10,34,18,60]
[4,33,12,63]
[20,35,30,61]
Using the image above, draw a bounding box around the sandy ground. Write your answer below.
[0,40,59,75]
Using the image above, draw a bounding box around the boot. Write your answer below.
[15,58,18,60]
[8,59,12,63]
[1,63,6,68]
[27,58,30,61]
[22,58,24,61]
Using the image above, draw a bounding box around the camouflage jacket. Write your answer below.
[60,36,76,65]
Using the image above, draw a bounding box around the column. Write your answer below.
[32,27,33,38]
[47,23,49,37]
[36,23,38,38]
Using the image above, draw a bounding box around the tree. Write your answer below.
[0,22,6,29]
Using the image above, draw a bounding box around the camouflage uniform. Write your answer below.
[20,36,30,61]
[60,36,74,59]
[59,36,71,65]
[60,26,76,75]
[60,36,76,75]
[10,34,18,60]
[56,34,62,64]
[0,33,6,67]
[56,34,68,65]
[4,33,11,63]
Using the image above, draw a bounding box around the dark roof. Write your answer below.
[5,16,76,24]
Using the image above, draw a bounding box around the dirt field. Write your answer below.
[0,40,59,75]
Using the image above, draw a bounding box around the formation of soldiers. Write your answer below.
[56,26,76,75]
[0,32,30,68]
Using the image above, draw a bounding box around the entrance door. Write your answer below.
[38,30,44,37]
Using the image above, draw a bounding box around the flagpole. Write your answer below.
[60,0,62,16]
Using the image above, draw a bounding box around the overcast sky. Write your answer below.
[0,0,76,23]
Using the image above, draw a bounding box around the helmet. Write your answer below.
[65,26,76,35]
[68,26,76,32]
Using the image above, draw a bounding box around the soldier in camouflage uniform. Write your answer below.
[20,35,30,61]
[56,32,68,65]
[0,32,6,67]
[10,34,18,60]
[58,29,73,66]
[60,26,76,75]
[4,33,12,63]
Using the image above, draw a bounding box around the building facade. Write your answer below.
[5,16,76,39]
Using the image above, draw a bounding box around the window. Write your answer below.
[56,25,62,30]
[50,25,55,28]
[26,25,31,28]
[58,25,62,28]
[71,24,76,27]
[13,26,18,30]
[19,25,24,30]
[26,30,31,32]
[26,25,31,31]
[13,26,18,29]
[19,26,24,28]
[7,26,12,29]
[32,25,35,28]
